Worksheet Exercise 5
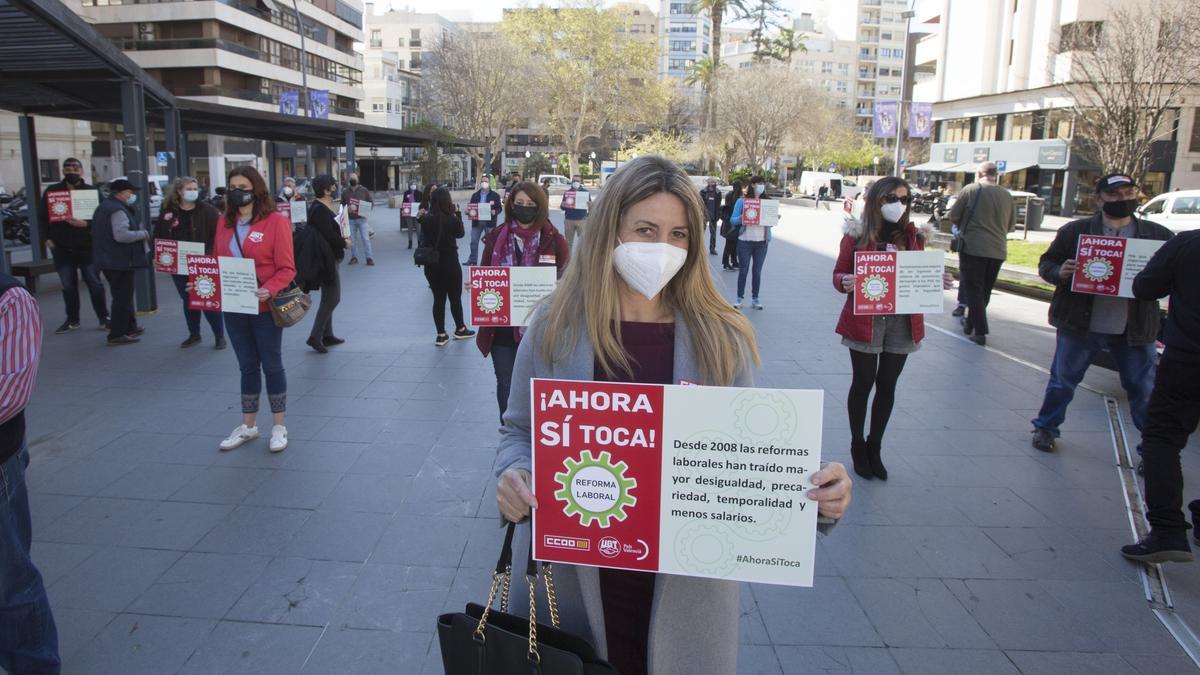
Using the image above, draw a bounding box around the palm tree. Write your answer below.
[692,0,746,129]
[685,56,722,131]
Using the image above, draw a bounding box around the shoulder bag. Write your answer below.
[232,223,311,327]
[950,187,981,254]
[414,213,443,266]
[437,522,616,675]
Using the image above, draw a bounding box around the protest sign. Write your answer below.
[469,266,557,327]
[1071,234,1164,298]
[187,255,259,314]
[532,379,823,587]
[153,239,205,275]
[852,250,945,315]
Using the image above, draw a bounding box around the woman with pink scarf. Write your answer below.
[475,181,570,423]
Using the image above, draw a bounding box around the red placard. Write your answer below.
[187,255,223,311]
[853,250,898,315]
[401,201,417,218]
[276,201,291,220]
[470,267,511,325]
[1071,234,1126,296]
[532,379,664,572]
[742,198,761,226]
[348,198,363,216]
[561,191,577,210]
[154,240,180,274]
[465,202,480,221]
[46,190,72,222]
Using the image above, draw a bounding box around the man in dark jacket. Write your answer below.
[948,161,1016,345]
[465,177,502,265]
[1031,173,1173,455]
[701,178,721,255]
[1121,229,1200,563]
[340,173,373,265]
[41,158,109,334]
[91,179,149,346]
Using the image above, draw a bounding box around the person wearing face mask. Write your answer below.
[418,187,476,346]
[42,157,109,334]
[340,173,374,265]
[729,175,772,309]
[91,179,149,346]
[276,177,304,204]
[154,176,224,349]
[947,161,1016,345]
[720,180,743,271]
[211,166,296,454]
[1030,173,1173,459]
[494,156,852,675]
[833,177,951,481]
[299,175,347,353]
[561,174,590,249]
[401,180,421,249]
[701,177,721,255]
[474,182,569,422]
[465,176,502,265]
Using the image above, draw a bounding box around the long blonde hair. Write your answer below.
[162,176,198,215]
[539,155,760,384]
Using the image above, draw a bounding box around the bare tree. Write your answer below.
[691,128,742,182]
[422,32,530,177]
[719,67,824,172]
[1062,0,1200,185]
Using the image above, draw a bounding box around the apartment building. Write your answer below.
[659,1,711,84]
[911,0,1200,216]
[75,0,367,188]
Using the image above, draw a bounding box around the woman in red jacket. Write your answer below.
[475,181,569,423]
[212,166,296,454]
[832,177,948,481]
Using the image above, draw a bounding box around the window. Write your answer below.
[668,58,694,70]
[39,159,60,183]
[1046,109,1073,140]
[881,32,893,40]
[1009,112,1033,140]
[1060,21,1102,52]
[669,25,697,33]
[411,29,421,40]
[821,61,833,73]
[1171,197,1200,214]
[1141,198,1166,215]
[670,40,694,52]
[836,81,848,92]
[979,115,999,142]
[941,118,972,143]
[397,59,405,70]
[397,37,405,47]
[837,63,849,73]
[1190,109,1200,152]
[670,3,690,15]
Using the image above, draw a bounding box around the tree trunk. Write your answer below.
[710,5,723,130]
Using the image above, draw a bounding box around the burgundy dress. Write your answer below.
[594,321,675,675]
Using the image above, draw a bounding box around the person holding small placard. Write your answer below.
[155,176,225,350]
[212,167,296,454]
[465,176,502,265]
[340,173,373,265]
[42,158,109,334]
[729,175,772,309]
[401,181,421,248]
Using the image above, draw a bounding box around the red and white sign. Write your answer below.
[466,201,492,221]
[852,250,945,315]
[561,190,587,211]
[468,266,557,327]
[740,198,779,227]
[153,239,205,275]
[277,201,306,225]
[1071,234,1164,298]
[187,255,259,315]
[46,189,100,222]
[532,379,823,587]
[400,201,418,218]
[348,198,372,217]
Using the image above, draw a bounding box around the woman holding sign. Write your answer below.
[832,177,946,481]
[212,167,296,454]
[475,182,569,422]
[154,176,225,350]
[494,156,851,675]
[729,175,771,309]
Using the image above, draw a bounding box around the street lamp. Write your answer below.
[370,147,379,190]
[524,150,531,180]
[892,7,917,178]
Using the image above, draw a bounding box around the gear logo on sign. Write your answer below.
[1084,258,1114,283]
[194,275,217,300]
[158,250,176,268]
[50,201,69,218]
[476,289,503,314]
[554,450,637,528]
[861,274,888,302]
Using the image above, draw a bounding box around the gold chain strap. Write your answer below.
[543,564,561,629]
[527,574,541,664]
[473,571,503,642]
[499,564,513,613]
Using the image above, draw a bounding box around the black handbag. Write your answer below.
[437,523,616,675]
[414,213,443,266]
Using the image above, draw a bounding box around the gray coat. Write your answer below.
[495,312,833,674]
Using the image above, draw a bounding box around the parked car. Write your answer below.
[147,174,168,220]
[1136,189,1200,232]
[537,174,572,195]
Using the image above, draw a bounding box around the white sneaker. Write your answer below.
[269,425,288,453]
[219,424,258,451]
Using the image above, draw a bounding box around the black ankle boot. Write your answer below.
[850,439,873,480]
[866,436,887,481]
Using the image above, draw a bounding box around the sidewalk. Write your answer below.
[19,202,1199,673]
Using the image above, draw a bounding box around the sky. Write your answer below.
[367,0,933,26]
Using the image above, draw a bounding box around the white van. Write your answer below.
[798,171,853,199]
[538,174,572,195]
[1137,189,1200,232]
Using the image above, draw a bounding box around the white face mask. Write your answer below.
[480,183,489,190]
[571,181,581,189]
[880,201,907,223]
[409,183,416,190]
[283,186,294,196]
[613,239,688,301]
[182,189,200,203]
[754,184,765,196]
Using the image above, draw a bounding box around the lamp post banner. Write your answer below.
[873,101,899,138]
[908,103,933,139]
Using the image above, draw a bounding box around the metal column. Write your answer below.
[17,115,45,262]
[164,107,183,182]
[121,78,157,312]
[266,141,278,194]
[345,131,356,178]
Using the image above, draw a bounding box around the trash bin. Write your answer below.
[1024,196,1045,231]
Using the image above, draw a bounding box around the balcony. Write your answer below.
[110,37,363,86]
[410,40,422,48]
[858,68,876,80]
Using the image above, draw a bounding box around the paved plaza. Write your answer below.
[18,202,1200,674]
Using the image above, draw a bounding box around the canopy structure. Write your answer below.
[906,161,960,172]
[997,161,1037,174]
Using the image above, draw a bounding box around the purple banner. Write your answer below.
[873,101,898,139]
[278,90,299,116]
[908,102,933,139]
[311,90,330,119]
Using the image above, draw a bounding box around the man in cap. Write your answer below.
[1031,173,1173,458]
[91,178,150,346]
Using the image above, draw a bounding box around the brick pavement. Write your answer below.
[18,202,1200,673]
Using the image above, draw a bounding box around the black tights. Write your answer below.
[847,350,909,444]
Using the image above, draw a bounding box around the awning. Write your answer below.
[943,162,977,172]
[997,161,1036,174]
[906,161,959,172]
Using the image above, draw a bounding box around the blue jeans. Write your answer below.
[468,223,492,264]
[349,216,372,260]
[224,311,287,414]
[1032,331,1157,437]
[171,274,224,339]
[51,246,107,324]
[490,334,519,424]
[736,240,769,301]
[0,446,61,674]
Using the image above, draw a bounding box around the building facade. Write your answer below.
[659,1,710,84]
[911,0,1200,216]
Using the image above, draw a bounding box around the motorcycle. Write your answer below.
[1,189,30,245]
